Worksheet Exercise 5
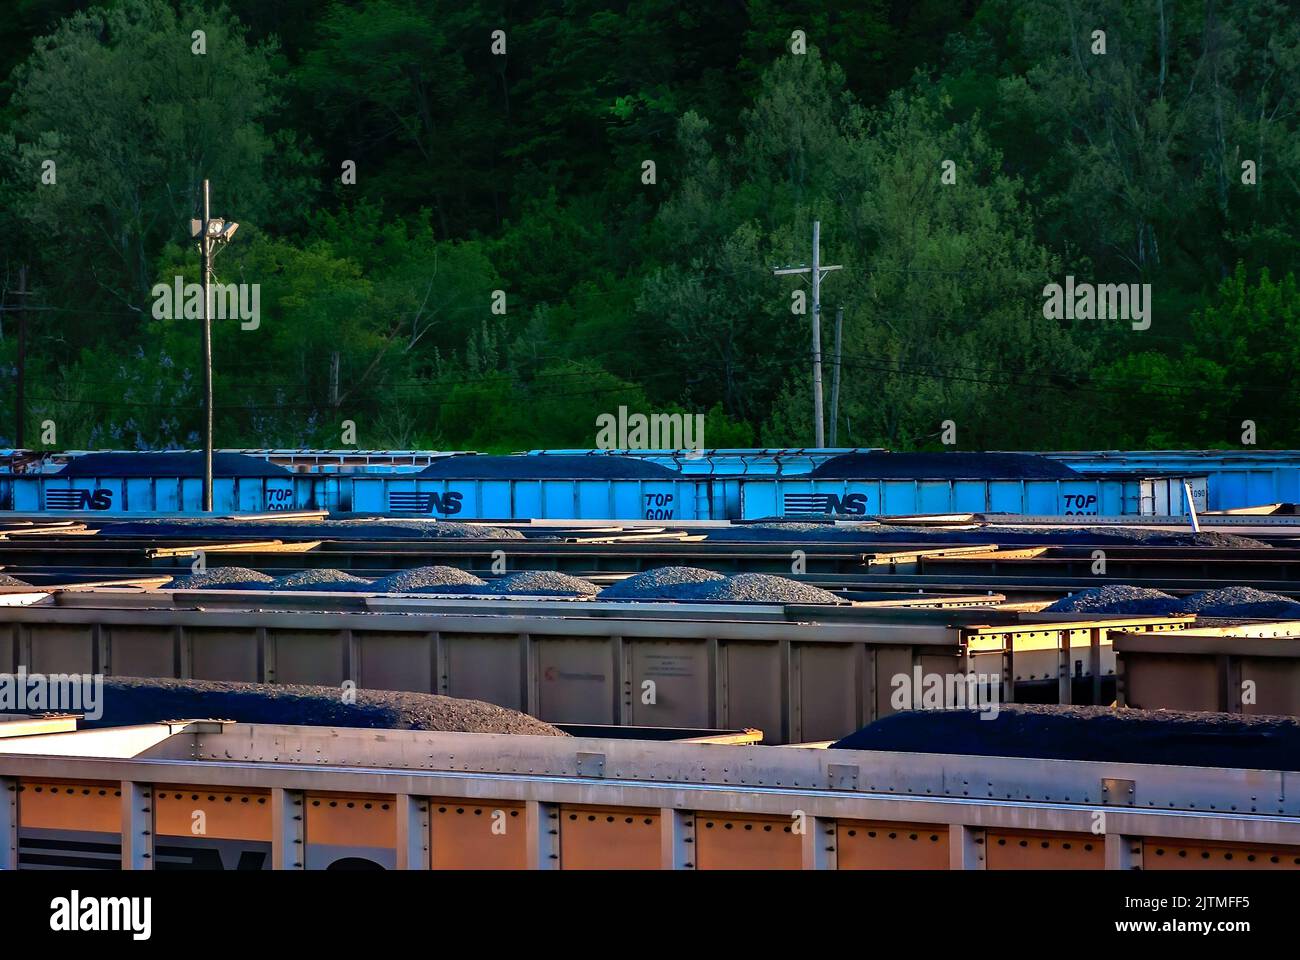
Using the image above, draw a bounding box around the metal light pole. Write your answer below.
[190,180,239,512]
[201,180,214,512]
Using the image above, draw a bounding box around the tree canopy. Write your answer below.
[0,0,1295,451]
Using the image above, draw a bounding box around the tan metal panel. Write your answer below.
[357,632,434,693]
[536,638,614,724]
[985,830,1104,869]
[19,780,119,832]
[695,813,802,870]
[1123,653,1221,711]
[837,821,949,870]
[0,626,13,672]
[430,800,526,869]
[107,626,175,679]
[28,626,94,675]
[273,631,346,686]
[559,805,660,869]
[305,792,396,848]
[444,634,522,710]
[795,644,859,742]
[155,787,271,841]
[719,641,782,740]
[188,627,259,682]
[1143,838,1300,870]
[627,640,709,729]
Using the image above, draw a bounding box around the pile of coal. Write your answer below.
[99,518,526,540]
[483,570,600,596]
[598,566,725,599]
[1075,527,1270,548]
[1045,584,1183,615]
[374,565,487,593]
[685,573,841,603]
[1045,583,1300,618]
[71,677,568,736]
[418,454,680,480]
[269,569,375,592]
[1179,586,1300,619]
[600,569,839,603]
[808,451,1080,479]
[164,566,274,590]
[830,704,1300,771]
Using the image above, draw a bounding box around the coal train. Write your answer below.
[0,449,1209,519]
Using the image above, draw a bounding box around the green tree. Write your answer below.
[1099,266,1300,446]
[2,0,312,322]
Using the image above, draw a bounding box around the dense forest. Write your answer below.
[0,0,1295,452]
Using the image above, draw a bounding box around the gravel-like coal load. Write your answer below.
[830,704,1300,771]
[742,522,875,533]
[598,566,726,599]
[63,677,567,735]
[1045,584,1184,615]
[809,451,1080,479]
[706,523,883,540]
[484,570,599,596]
[419,453,680,479]
[1043,583,1300,618]
[687,573,841,603]
[322,518,526,539]
[374,565,486,593]
[1180,586,1300,619]
[0,573,31,587]
[705,522,1270,547]
[164,566,275,589]
[97,518,526,540]
[269,568,375,591]
[56,451,290,478]
[1071,527,1271,549]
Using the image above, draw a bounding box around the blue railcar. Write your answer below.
[525,448,874,475]
[1040,451,1300,511]
[347,454,711,520]
[10,452,313,514]
[738,452,1206,518]
[739,476,1205,518]
[0,449,1209,520]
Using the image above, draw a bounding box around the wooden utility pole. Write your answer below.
[773,221,842,447]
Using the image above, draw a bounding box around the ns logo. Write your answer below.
[45,488,113,510]
[387,491,464,515]
[783,492,869,517]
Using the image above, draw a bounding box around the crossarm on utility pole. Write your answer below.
[773,222,844,449]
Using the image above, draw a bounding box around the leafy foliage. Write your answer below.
[0,0,1295,451]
